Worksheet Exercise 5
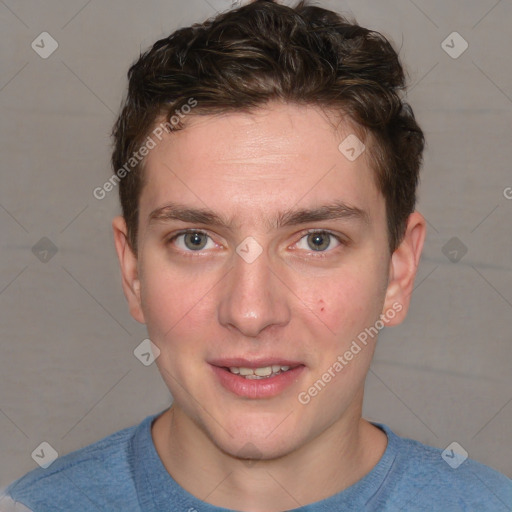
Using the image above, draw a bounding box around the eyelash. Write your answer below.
[166,229,346,257]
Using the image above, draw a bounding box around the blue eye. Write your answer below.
[170,230,214,251]
[167,229,344,256]
[296,231,341,252]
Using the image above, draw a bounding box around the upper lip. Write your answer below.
[209,357,304,368]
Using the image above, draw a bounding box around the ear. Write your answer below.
[382,211,426,326]
[112,216,146,324]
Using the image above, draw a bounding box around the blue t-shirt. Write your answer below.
[2,410,511,511]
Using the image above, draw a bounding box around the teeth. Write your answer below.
[254,366,272,377]
[228,365,293,378]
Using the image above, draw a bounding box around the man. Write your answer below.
[3,1,511,510]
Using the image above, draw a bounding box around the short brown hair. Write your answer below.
[111,0,424,253]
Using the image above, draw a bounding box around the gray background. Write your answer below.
[1,0,511,487]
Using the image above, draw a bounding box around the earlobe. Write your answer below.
[382,211,426,326]
[112,216,146,324]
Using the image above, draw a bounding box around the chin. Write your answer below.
[205,413,306,462]
[223,434,301,463]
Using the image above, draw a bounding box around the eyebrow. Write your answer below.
[147,200,370,230]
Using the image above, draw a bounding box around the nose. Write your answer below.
[217,244,291,338]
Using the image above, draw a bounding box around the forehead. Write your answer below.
[139,103,383,228]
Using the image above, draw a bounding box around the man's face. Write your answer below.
[118,103,407,459]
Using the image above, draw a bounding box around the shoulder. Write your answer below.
[377,424,512,511]
[4,420,145,512]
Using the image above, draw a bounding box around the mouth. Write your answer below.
[208,358,305,398]
[225,364,296,379]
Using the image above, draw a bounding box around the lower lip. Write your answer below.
[210,364,305,399]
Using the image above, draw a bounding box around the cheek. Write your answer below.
[297,265,388,342]
[312,288,365,341]
[140,271,214,390]
[139,262,215,344]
